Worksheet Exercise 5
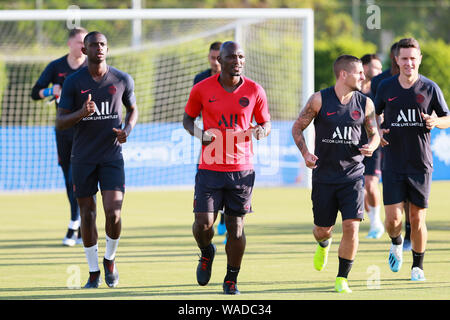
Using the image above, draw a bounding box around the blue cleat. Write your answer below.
[103,258,119,288]
[388,243,403,272]
[217,221,227,236]
[223,281,240,295]
[403,238,412,251]
[366,224,384,239]
[84,271,101,288]
[196,244,216,286]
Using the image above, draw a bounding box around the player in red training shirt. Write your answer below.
[183,41,271,295]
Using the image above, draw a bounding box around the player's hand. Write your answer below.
[304,152,318,169]
[249,122,267,140]
[52,84,62,97]
[359,144,374,157]
[82,94,96,117]
[202,129,216,146]
[378,128,390,147]
[113,127,128,144]
[421,112,438,130]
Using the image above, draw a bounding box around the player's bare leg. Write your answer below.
[193,212,217,286]
[365,175,384,239]
[384,202,404,272]
[101,190,123,287]
[409,203,427,281]
[313,225,333,271]
[78,196,101,288]
[223,214,246,294]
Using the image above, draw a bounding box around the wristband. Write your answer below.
[43,87,54,97]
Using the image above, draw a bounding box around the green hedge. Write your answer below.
[420,39,450,102]
[0,57,7,116]
[314,36,377,91]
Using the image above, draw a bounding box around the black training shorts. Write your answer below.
[311,178,365,227]
[381,171,431,208]
[193,169,255,217]
[72,159,125,198]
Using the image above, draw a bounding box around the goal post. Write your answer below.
[0,8,314,192]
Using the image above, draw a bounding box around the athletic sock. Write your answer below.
[318,239,329,248]
[224,265,240,283]
[405,222,411,241]
[368,205,382,226]
[337,257,354,278]
[412,250,425,270]
[104,234,120,261]
[390,235,403,245]
[84,244,99,272]
[68,219,80,231]
[200,243,214,259]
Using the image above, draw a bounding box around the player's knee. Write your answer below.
[194,219,214,232]
[104,208,121,224]
[314,226,332,240]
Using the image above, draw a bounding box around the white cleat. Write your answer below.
[411,267,426,281]
[388,242,403,272]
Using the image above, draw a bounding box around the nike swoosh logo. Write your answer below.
[81,89,91,94]
[388,97,398,102]
[326,112,336,116]
[58,73,67,77]
[209,99,217,103]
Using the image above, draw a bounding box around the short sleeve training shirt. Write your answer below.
[58,65,136,164]
[185,73,270,172]
[374,74,449,174]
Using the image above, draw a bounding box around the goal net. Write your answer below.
[0,8,314,192]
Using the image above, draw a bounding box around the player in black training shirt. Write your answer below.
[371,42,413,251]
[31,27,88,247]
[56,32,138,288]
[193,41,222,85]
[360,54,384,239]
[292,55,380,293]
[375,38,450,281]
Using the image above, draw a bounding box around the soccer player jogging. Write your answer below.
[31,27,88,247]
[360,54,384,239]
[374,38,450,281]
[183,41,271,295]
[292,55,380,293]
[193,41,227,239]
[56,31,138,288]
[371,42,413,251]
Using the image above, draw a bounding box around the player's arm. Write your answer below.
[56,93,96,130]
[183,112,215,146]
[31,62,61,100]
[113,75,139,144]
[250,121,271,140]
[421,86,450,130]
[359,98,380,156]
[292,91,321,169]
[114,103,138,144]
[251,85,271,140]
[374,82,389,147]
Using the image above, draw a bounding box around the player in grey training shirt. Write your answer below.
[56,31,138,288]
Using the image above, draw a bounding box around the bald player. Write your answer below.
[183,41,271,295]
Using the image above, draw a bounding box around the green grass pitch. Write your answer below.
[0,181,449,300]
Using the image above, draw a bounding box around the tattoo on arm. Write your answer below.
[364,100,378,138]
[292,94,319,156]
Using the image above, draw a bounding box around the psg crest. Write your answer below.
[239,97,250,107]
[350,109,361,120]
